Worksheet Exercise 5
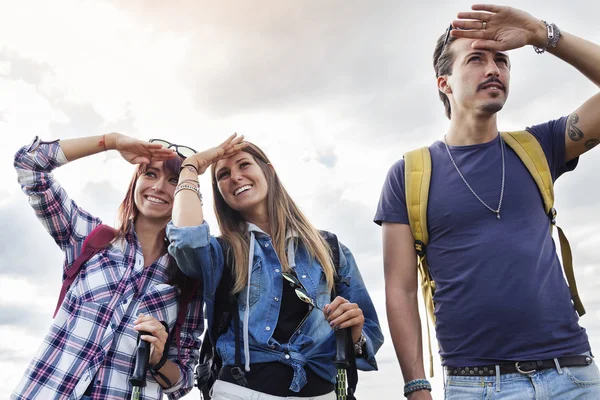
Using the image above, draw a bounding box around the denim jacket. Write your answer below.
[167,221,383,392]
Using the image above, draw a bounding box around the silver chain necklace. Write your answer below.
[443,134,506,220]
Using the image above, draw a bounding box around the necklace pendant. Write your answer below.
[496,212,501,220]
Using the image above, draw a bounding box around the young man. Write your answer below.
[374,4,600,400]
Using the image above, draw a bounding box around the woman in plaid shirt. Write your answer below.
[12,133,204,399]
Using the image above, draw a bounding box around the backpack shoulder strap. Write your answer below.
[405,147,432,249]
[319,230,346,294]
[501,131,554,213]
[174,276,200,360]
[319,230,357,399]
[199,237,237,355]
[502,131,585,316]
[404,147,436,377]
[54,224,117,317]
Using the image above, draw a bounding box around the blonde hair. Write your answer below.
[210,142,335,294]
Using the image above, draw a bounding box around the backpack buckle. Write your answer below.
[414,240,426,257]
[230,366,247,386]
[194,362,210,388]
[549,207,557,225]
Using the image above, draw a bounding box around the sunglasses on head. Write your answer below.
[282,272,322,311]
[149,139,197,159]
[442,23,470,49]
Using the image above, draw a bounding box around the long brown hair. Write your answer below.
[115,157,192,290]
[210,142,335,294]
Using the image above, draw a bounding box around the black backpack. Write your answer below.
[194,231,358,399]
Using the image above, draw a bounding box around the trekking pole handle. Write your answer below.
[333,328,351,370]
[129,331,151,387]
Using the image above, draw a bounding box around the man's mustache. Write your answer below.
[477,77,506,92]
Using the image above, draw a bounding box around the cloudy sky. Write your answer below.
[1,0,599,398]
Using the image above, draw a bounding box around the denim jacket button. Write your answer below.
[270,344,275,349]
[275,269,280,273]
[265,243,270,248]
[274,297,279,302]
[265,326,271,331]
[301,275,307,279]
[284,354,290,359]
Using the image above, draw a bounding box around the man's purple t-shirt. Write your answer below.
[374,117,590,367]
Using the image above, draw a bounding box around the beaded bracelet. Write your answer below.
[403,379,432,397]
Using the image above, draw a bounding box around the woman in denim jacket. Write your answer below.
[167,135,383,399]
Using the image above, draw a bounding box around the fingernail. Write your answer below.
[334,326,341,331]
[329,321,335,327]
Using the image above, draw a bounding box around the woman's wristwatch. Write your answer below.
[353,332,367,356]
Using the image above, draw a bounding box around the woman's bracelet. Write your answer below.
[178,178,199,186]
[174,183,203,205]
[180,163,199,175]
[353,332,367,356]
[403,379,432,397]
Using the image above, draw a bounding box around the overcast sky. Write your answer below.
[1,1,599,398]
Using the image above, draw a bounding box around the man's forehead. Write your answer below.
[451,38,509,57]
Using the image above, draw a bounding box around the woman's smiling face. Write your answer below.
[214,153,269,218]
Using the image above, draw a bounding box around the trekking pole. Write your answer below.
[333,328,351,400]
[129,331,151,400]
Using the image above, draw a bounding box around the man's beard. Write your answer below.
[479,100,504,115]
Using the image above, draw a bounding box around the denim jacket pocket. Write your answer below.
[239,259,262,309]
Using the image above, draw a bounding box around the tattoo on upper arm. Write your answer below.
[585,139,599,150]
[567,113,584,141]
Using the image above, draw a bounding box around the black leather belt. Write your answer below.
[446,355,593,376]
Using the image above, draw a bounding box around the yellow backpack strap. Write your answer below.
[501,131,585,317]
[405,147,436,377]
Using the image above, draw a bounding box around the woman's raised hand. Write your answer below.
[183,133,247,175]
[111,133,177,165]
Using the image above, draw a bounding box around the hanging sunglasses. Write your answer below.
[149,139,197,158]
[282,272,323,311]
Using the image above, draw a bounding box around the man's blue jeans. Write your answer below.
[445,353,600,399]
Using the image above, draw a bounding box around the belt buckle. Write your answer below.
[515,361,536,374]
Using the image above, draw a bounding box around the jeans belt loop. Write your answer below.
[553,358,563,375]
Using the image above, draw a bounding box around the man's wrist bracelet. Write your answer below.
[403,379,432,397]
[534,21,561,54]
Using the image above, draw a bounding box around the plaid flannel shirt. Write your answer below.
[12,137,203,400]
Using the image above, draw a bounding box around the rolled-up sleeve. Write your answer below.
[167,221,224,298]
[14,136,101,273]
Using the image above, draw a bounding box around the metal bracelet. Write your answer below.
[174,184,203,205]
[534,21,561,54]
[353,332,366,356]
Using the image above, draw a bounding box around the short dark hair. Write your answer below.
[433,31,458,119]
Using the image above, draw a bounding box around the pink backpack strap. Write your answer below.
[53,224,118,317]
